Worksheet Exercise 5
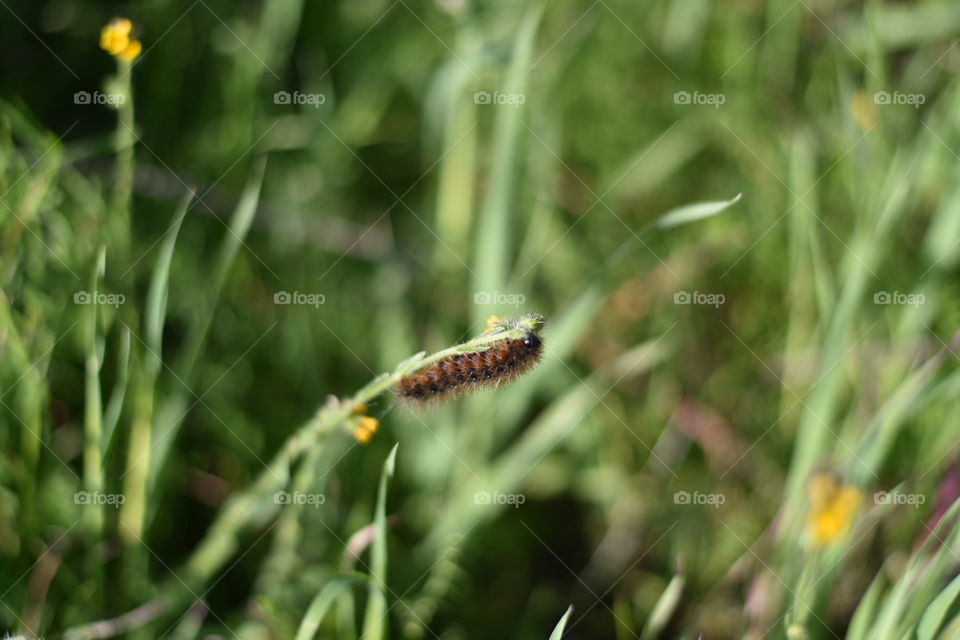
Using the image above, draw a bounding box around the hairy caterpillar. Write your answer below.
[396,314,545,404]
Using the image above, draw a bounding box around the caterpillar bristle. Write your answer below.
[395,330,543,406]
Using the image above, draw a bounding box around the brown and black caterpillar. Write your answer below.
[395,314,545,404]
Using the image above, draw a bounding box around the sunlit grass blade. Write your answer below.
[472,2,545,324]
[916,573,960,640]
[649,192,743,231]
[846,571,885,640]
[548,605,573,640]
[361,443,399,640]
[640,573,684,639]
[119,188,193,545]
[867,498,960,638]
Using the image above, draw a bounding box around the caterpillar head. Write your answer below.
[522,331,541,351]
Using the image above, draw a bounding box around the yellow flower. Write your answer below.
[484,315,502,331]
[117,39,142,62]
[100,18,141,62]
[806,474,862,547]
[353,416,379,444]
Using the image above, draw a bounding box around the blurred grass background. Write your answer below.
[3,0,960,638]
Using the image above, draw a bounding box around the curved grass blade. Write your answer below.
[650,192,743,231]
[296,573,371,640]
[916,573,960,640]
[641,573,684,639]
[549,605,574,640]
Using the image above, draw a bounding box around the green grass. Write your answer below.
[3,0,960,638]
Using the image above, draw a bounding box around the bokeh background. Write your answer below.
[3,0,960,638]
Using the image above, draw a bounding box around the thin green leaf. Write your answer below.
[651,192,743,230]
[641,574,684,639]
[548,605,574,640]
[101,325,131,453]
[472,2,545,323]
[296,574,370,640]
[917,573,960,640]
[83,246,107,533]
[145,188,193,365]
[361,443,399,640]
[844,570,885,640]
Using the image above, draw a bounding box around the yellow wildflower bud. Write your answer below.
[359,415,378,434]
[353,416,379,444]
[100,18,133,56]
[806,473,861,547]
[117,39,142,63]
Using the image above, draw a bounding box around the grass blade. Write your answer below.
[362,443,399,640]
[916,573,960,640]
[296,574,370,640]
[650,192,743,231]
[83,246,107,537]
[101,325,130,453]
[472,2,545,323]
[548,605,573,640]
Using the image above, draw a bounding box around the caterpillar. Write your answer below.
[396,314,545,405]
